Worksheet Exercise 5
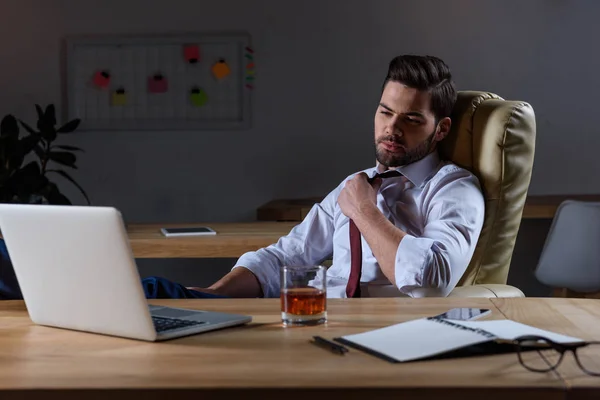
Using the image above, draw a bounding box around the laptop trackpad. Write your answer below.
[151,307,205,319]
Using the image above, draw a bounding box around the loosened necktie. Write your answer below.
[346,170,402,298]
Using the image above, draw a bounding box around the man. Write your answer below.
[146,54,485,299]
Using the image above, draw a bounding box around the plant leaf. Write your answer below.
[18,119,37,135]
[0,137,20,174]
[47,151,77,168]
[45,183,71,205]
[37,121,57,142]
[52,144,84,152]
[35,104,44,119]
[19,134,41,156]
[37,105,57,141]
[47,169,90,205]
[0,115,19,139]
[34,144,45,159]
[10,161,47,200]
[57,119,80,134]
[44,104,57,127]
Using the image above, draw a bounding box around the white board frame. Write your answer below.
[65,32,253,131]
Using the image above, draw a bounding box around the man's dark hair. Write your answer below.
[383,55,457,121]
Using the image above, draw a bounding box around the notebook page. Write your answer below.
[453,320,584,343]
[337,318,493,362]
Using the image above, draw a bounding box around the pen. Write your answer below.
[311,336,349,355]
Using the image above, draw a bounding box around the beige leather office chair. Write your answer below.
[441,91,536,298]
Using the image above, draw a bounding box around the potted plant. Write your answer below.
[0,104,89,205]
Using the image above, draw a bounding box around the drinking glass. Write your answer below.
[280,265,327,326]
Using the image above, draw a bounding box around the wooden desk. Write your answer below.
[522,195,600,219]
[127,222,295,258]
[0,298,598,399]
[492,297,600,400]
[257,195,600,221]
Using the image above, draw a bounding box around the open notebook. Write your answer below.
[334,317,584,363]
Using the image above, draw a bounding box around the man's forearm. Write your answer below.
[208,267,264,298]
[352,203,406,284]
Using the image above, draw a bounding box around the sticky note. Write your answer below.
[184,45,200,64]
[111,88,127,106]
[190,87,208,106]
[148,74,168,93]
[93,70,110,88]
[211,59,231,80]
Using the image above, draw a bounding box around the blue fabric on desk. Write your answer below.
[142,276,229,299]
[0,239,23,300]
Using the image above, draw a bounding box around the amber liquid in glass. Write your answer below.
[281,287,327,326]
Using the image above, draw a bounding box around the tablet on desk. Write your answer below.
[160,227,216,237]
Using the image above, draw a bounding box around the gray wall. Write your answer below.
[1,0,595,296]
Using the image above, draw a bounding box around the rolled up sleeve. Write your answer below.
[233,187,340,298]
[394,172,485,298]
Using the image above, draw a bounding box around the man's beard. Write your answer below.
[375,130,437,168]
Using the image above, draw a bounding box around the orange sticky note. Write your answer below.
[211,59,231,80]
[184,45,200,64]
[93,70,110,88]
[148,74,168,93]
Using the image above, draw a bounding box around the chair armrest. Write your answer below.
[448,284,525,298]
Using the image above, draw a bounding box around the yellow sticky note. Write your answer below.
[111,89,127,106]
[211,59,231,80]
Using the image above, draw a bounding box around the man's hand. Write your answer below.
[338,173,382,220]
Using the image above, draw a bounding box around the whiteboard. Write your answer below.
[65,32,253,130]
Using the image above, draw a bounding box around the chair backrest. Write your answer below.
[438,91,536,286]
[534,201,600,292]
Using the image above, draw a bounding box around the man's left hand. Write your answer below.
[338,173,382,220]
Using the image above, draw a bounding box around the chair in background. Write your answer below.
[440,91,536,298]
[534,200,600,298]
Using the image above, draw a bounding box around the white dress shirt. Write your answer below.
[233,151,485,298]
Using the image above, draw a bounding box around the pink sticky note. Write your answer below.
[184,45,200,63]
[148,74,168,93]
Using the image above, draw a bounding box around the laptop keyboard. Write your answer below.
[152,316,207,333]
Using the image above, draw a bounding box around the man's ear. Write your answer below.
[435,117,452,142]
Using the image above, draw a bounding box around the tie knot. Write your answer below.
[368,170,402,183]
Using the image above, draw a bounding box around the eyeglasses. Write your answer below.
[512,335,600,376]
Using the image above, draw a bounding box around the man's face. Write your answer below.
[374,81,449,168]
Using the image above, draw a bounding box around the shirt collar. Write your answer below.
[371,151,441,187]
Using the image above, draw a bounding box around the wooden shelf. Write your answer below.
[257,195,600,221]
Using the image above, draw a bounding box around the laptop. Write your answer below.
[0,204,252,341]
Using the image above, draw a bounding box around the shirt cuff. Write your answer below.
[232,253,281,298]
[394,234,435,293]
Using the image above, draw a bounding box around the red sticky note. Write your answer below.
[184,45,200,63]
[148,74,168,93]
[93,70,110,88]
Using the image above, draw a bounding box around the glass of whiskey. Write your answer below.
[280,265,327,326]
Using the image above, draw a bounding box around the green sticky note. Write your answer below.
[190,88,208,106]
